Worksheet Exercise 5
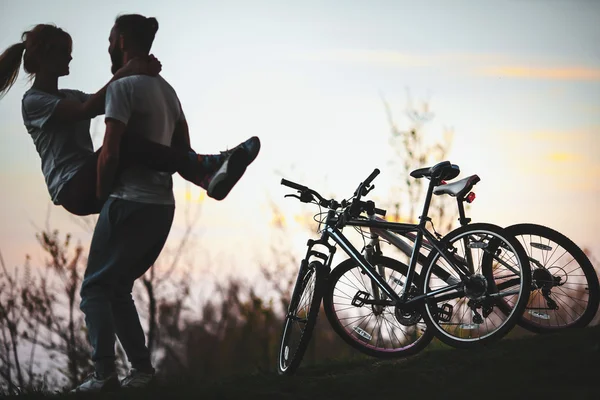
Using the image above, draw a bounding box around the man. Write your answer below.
[73,14,252,392]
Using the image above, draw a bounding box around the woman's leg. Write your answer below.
[57,136,261,215]
[57,152,104,216]
[121,135,261,190]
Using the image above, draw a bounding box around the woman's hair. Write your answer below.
[0,24,72,98]
[114,14,159,54]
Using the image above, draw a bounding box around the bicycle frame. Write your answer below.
[299,180,472,308]
[365,189,525,294]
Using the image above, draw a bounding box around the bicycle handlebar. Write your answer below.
[354,168,380,198]
[364,168,380,187]
[281,169,387,217]
[280,178,307,192]
[281,178,330,206]
[374,207,387,217]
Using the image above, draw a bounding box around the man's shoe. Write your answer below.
[121,368,156,389]
[207,147,248,200]
[70,372,120,393]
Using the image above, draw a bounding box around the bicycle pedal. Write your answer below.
[436,303,453,322]
[351,291,370,307]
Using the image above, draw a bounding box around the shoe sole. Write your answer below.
[208,148,248,201]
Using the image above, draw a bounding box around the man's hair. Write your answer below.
[114,14,158,54]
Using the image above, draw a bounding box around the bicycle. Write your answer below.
[375,172,599,334]
[277,161,532,375]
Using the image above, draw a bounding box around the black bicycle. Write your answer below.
[380,173,600,334]
[277,162,532,375]
[429,175,600,333]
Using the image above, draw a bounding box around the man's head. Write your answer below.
[109,14,158,74]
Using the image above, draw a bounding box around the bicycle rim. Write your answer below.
[421,223,531,347]
[278,261,323,375]
[323,256,433,358]
[505,223,600,332]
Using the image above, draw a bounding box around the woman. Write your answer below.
[0,24,260,215]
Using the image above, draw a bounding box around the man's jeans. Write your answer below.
[80,197,175,377]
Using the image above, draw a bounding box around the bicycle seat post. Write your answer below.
[419,176,438,227]
[456,197,471,227]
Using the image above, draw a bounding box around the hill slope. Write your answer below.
[8,325,600,399]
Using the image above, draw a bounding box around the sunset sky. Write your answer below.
[0,0,598,278]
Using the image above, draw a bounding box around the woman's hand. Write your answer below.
[116,54,162,78]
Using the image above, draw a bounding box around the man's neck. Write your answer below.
[123,50,147,66]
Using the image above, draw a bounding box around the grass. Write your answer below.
[4,325,600,400]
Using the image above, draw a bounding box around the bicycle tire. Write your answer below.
[323,256,434,358]
[277,260,326,375]
[420,223,531,348]
[503,223,599,333]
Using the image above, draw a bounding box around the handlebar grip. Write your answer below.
[281,178,307,191]
[364,168,380,186]
[374,207,387,217]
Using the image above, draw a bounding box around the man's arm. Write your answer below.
[97,77,133,199]
[96,119,125,200]
[171,116,191,150]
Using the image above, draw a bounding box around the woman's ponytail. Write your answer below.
[0,42,26,99]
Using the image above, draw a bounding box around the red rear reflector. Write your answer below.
[466,192,476,203]
[441,180,447,185]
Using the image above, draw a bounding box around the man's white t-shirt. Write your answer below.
[105,75,183,205]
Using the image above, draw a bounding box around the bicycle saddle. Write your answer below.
[433,175,480,198]
[410,161,460,181]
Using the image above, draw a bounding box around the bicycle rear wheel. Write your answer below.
[504,223,599,333]
[323,256,434,358]
[420,223,531,348]
[277,260,325,375]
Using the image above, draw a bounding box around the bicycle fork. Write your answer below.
[364,235,387,315]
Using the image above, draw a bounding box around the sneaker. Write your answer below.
[206,147,248,200]
[178,137,261,191]
[70,372,120,393]
[220,136,261,167]
[121,368,156,389]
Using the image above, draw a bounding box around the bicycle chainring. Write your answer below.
[395,305,421,326]
[394,287,422,326]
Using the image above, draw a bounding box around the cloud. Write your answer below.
[529,130,593,142]
[579,104,600,115]
[478,66,600,81]
[292,49,512,69]
[547,152,583,163]
[294,49,430,67]
[503,127,599,145]
[294,49,600,82]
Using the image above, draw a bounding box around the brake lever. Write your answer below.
[284,191,314,203]
[362,184,375,196]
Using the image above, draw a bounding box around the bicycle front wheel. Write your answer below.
[504,223,599,333]
[277,260,325,375]
[420,223,531,348]
[323,256,434,358]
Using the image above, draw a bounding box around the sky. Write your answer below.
[0,0,599,278]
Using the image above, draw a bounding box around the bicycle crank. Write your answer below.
[394,304,422,326]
